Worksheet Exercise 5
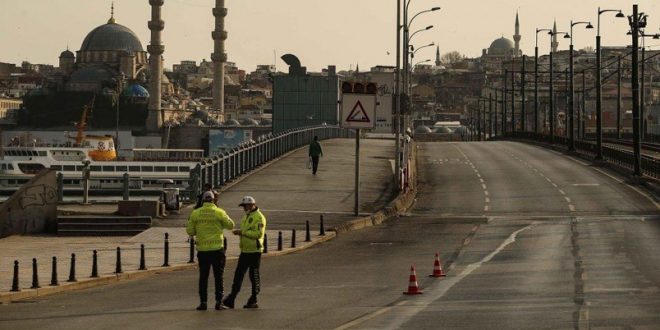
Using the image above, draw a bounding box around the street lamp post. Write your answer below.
[511,58,515,134]
[617,56,622,139]
[548,30,566,142]
[395,0,401,190]
[566,21,593,151]
[503,68,508,135]
[535,28,553,135]
[596,7,625,160]
[628,5,644,176]
[521,55,526,133]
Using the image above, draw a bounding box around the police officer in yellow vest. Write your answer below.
[186,191,235,311]
[223,196,266,309]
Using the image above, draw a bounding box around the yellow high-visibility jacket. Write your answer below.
[186,202,235,251]
[239,208,266,253]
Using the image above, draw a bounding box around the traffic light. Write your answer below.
[341,81,377,94]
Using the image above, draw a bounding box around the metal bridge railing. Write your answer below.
[510,132,660,180]
[184,125,354,201]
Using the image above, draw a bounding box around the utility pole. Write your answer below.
[511,60,516,134]
[617,56,622,139]
[395,0,401,190]
[503,69,508,136]
[549,49,555,142]
[521,55,526,133]
[630,4,642,176]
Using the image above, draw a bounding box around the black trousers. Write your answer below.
[197,249,226,303]
[311,156,320,174]
[229,252,262,301]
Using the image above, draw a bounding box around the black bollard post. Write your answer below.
[68,253,77,282]
[291,229,297,248]
[90,250,98,278]
[305,220,311,242]
[162,233,170,267]
[139,244,147,270]
[31,258,40,289]
[320,215,325,236]
[263,233,268,254]
[115,247,122,274]
[188,238,195,264]
[50,256,59,286]
[11,260,20,292]
[277,231,283,251]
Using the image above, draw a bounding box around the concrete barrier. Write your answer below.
[0,170,58,238]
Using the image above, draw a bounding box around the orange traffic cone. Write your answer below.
[429,253,447,278]
[403,265,423,295]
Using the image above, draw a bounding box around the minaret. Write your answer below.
[435,45,441,66]
[147,0,164,132]
[212,0,227,117]
[551,20,559,53]
[513,12,521,57]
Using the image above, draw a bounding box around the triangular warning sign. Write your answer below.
[346,100,371,123]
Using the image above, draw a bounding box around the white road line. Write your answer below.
[484,191,489,196]
[552,183,559,188]
[485,197,490,203]
[484,205,490,212]
[558,189,565,195]
[572,183,600,187]
[569,204,576,212]
[565,197,572,203]
[479,178,485,183]
[340,225,534,330]
[482,184,487,190]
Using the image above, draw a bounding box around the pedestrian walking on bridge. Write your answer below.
[223,196,267,309]
[308,136,323,175]
[186,191,235,311]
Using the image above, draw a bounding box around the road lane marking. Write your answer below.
[479,178,485,183]
[569,205,576,212]
[484,205,490,212]
[558,189,565,195]
[338,225,534,330]
[482,184,487,190]
[484,191,489,196]
[565,197,572,203]
[334,301,409,330]
[485,197,490,203]
[572,183,600,187]
[555,150,660,210]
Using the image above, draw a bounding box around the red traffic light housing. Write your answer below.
[341,81,378,94]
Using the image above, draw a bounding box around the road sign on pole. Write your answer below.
[341,94,376,129]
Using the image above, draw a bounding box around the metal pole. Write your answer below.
[596,35,603,159]
[582,70,586,139]
[617,56,622,139]
[477,101,482,140]
[395,0,401,190]
[503,69,508,135]
[535,46,539,134]
[569,44,575,151]
[565,69,569,139]
[550,49,555,142]
[495,92,499,137]
[631,4,641,176]
[641,45,646,141]
[521,55,526,133]
[511,60,516,134]
[354,129,360,216]
[489,93,493,138]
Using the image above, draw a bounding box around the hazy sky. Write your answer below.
[1,0,659,72]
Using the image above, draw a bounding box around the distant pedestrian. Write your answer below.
[186,191,235,311]
[308,136,323,175]
[223,196,266,309]
[195,183,219,209]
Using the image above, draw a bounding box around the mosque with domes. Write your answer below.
[21,7,176,130]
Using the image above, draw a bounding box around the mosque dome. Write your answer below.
[122,84,149,98]
[240,118,260,126]
[224,119,241,126]
[414,125,432,134]
[80,22,144,53]
[59,49,75,59]
[488,37,514,56]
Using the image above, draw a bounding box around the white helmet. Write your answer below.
[239,196,256,206]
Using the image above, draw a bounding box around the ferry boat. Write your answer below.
[0,136,204,195]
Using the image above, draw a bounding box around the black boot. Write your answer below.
[196,303,207,311]
[222,295,235,309]
[243,296,258,309]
